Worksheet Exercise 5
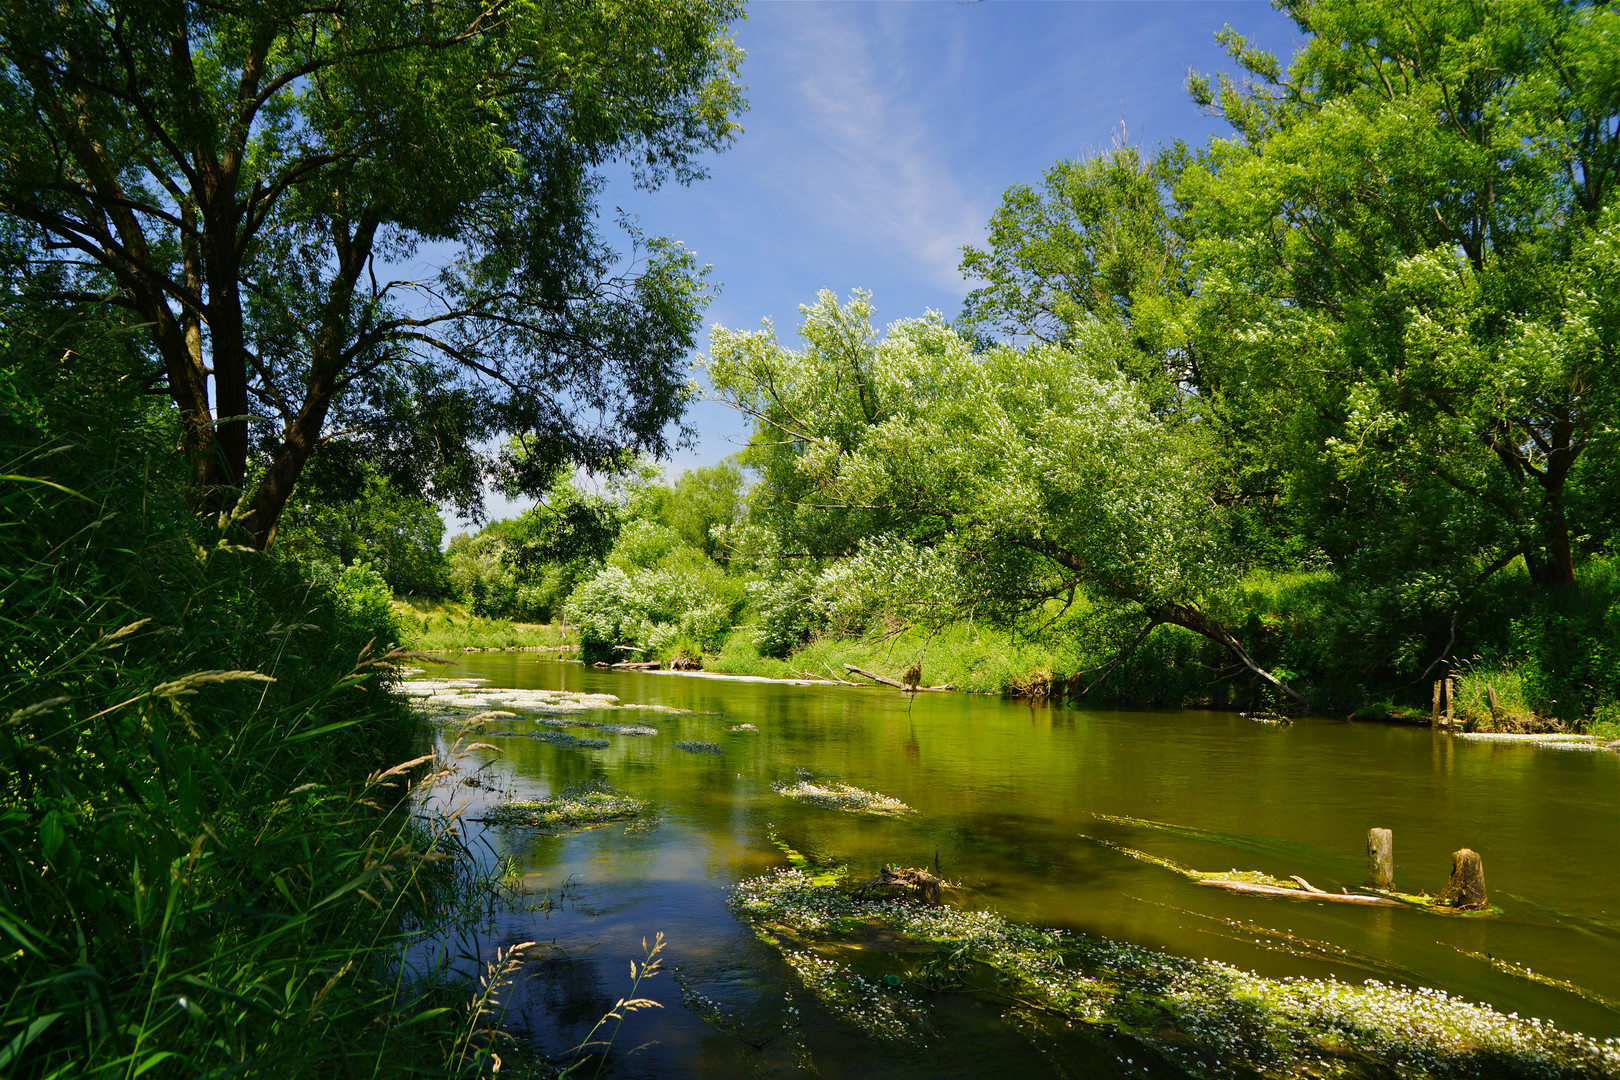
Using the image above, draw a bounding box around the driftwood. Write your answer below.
[854,865,943,905]
[610,660,661,670]
[1195,879,1403,906]
[843,664,953,692]
[789,667,858,685]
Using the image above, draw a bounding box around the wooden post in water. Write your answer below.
[1435,848,1488,910]
[1367,828,1395,891]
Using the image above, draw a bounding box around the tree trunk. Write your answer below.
[1434,848,1488,910]
[1366,828,1394,891]
[1150,601,1308,706]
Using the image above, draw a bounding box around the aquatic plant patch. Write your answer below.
[674,740,723,754]
[1454,733,1612,751]
[772,778,911,816]
[729,869,1620,1079]
[528,731,610,750]
[481,781,647,829]
[403,677,692,734]
[401,679,623,713]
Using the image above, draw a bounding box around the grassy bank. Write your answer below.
[1,331,504,1077]
[395,597,569,653]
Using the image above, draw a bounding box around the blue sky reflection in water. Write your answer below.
[412,657,1620,1078]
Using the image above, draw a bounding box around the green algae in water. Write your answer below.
[729,869,1620,1078]
[482,780,646,829]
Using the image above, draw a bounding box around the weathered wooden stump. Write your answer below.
[1366,828,1394,891]
[856,865,943,905]
[1435,848,1487,910]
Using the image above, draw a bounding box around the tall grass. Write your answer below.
[394,597,566,652]
[0,321,504,1077]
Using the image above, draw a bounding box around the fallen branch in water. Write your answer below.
[843,664,952,691]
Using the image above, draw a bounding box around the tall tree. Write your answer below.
[1183,0,1620,590]
[0,0,744,548]
[708,291,1305,702]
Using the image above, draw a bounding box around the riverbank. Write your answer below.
[1,369,508,1078]
[394,608,1620,743]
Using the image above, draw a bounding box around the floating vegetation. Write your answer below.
[529,731,609,750]
[729,723,760,733]
[1455,732,1612,751]
[481,780,647,829]
[779,944,929,1043]
[1094,813,1323,864]
[773,778,910,816]
[1451,947,1620,1016]
[401,679,622,714]
[674,740,722,755]
[596,723,659,737]
[729,869,1620,1078]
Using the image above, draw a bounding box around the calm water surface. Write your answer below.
[415,655,1620,1078]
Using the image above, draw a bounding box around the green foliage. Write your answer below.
[567,536,744,663]
[0,316,485,1077]
[277,470,454,598]
[706,290,1268,694]
[1183,0,1620,591]
[0,0,745,546]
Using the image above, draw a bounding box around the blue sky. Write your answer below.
[464,0,1303,525]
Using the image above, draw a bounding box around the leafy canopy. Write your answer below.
[0,0,745,547]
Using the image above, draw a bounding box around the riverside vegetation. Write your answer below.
[0,319,516,1076]
[0,0,749,1072]
[428,0,1620,739]
[8,0,1620,1075]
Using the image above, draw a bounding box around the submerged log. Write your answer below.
[1194,879,1402,906]
[843,664,952,692]
[1367,828,1395,891]
[1434,848,1488,910]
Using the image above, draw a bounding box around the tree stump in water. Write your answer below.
[1435,848,1487,910]
[1366,828,1394,891]
[856,865,943,905]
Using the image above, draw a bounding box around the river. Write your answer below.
[409,654,1620,1078]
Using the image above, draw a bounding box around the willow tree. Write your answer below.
[707,290,1305,702]
[0,0,744,548]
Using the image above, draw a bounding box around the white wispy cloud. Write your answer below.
[761,4,988,294]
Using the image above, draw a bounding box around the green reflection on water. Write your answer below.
[421,655,1620,1078]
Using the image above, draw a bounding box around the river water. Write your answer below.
[412,655,1620,1078]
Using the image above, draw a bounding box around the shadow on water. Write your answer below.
[410,656,1620,1078]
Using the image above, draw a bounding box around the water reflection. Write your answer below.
[414,656,1620,1078]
